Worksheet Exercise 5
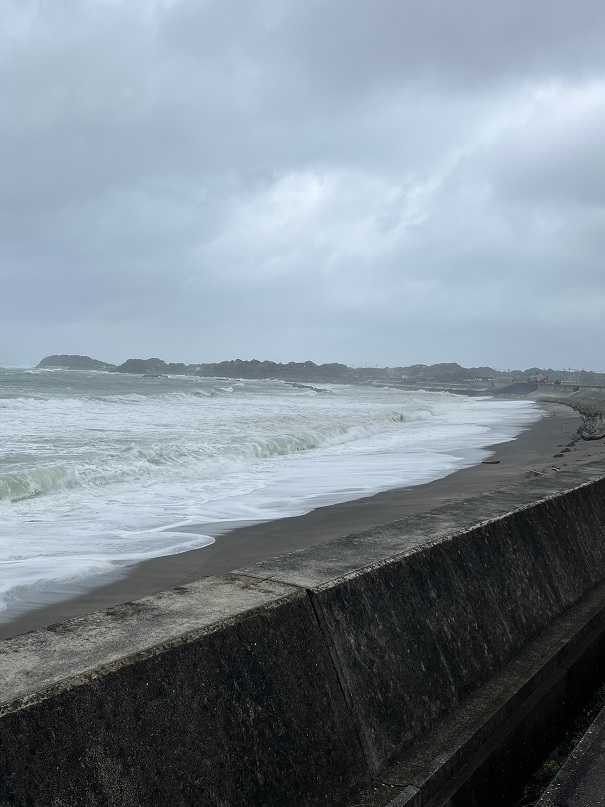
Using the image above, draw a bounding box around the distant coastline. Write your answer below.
[36,354,605,387]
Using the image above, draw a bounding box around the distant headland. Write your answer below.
[36,354,605,387]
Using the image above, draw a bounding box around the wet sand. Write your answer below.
[2,402,603,640]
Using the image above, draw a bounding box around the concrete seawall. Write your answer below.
[2,462,605,806]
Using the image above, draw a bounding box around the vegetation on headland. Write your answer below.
[37,354,116,371]
[36,355,605,386]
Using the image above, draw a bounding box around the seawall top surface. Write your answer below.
[0,574,299,709]
[2,460,605,713]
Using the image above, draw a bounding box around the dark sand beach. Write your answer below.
[2,401,604,640]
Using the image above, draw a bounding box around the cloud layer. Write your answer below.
[2,0,604,368]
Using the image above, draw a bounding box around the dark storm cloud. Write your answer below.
[1,0,604,368]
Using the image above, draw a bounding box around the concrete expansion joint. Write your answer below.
[227,572,270,585]
[232,571,308,591]
[382,784,422,806]
[304,586,375,777]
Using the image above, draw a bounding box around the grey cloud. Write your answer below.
[1,0,604,368]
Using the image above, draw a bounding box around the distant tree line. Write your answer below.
[36,355,605,386]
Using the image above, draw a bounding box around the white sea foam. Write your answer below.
[0,368,541,615]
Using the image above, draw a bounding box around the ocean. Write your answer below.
[0,366,540,617]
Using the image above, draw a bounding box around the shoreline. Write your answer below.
[2,401,603,640]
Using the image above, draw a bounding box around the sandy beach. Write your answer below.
[2,400,604,640]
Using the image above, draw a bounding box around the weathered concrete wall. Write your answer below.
[0,578,367,806]
[310,484,605,773]
[2,462,605,806]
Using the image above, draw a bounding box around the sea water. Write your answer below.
[0,366,540,615]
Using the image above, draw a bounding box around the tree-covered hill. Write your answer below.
[37,355,116,371]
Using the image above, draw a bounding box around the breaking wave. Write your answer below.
[0,369,541,615]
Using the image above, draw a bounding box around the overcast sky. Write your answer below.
[1,0,604,369]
